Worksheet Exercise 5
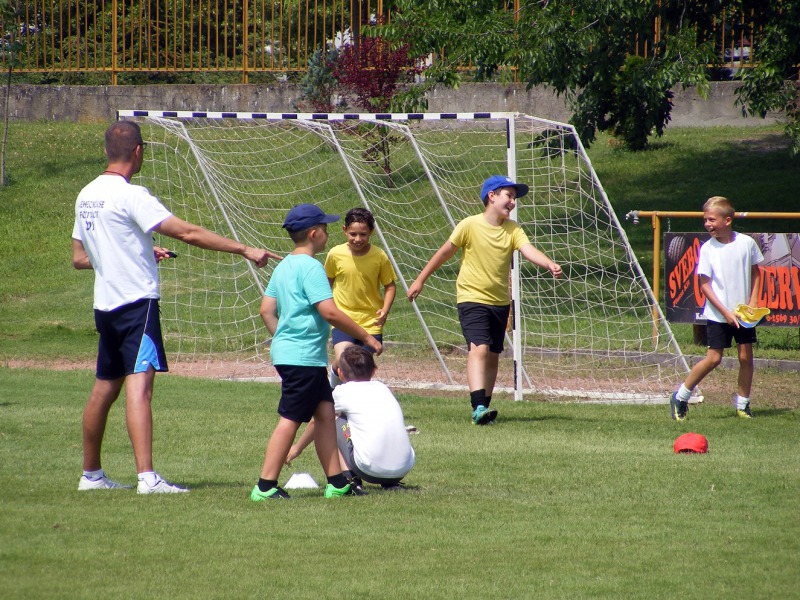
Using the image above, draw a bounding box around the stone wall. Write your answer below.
[4,81,781,127]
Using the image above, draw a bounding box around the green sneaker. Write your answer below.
[324,483,367,498]
[737,404,753,419]
[250,485,290,501]
[472,404,498,425]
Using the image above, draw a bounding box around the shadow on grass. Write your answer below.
[709,407,795,419]
[490,414,576,424]
[750,407,796,418]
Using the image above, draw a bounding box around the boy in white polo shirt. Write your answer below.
[287,345,415,491]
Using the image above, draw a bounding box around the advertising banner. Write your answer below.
[664,232,800,326]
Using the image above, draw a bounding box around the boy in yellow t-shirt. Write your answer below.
[407,175,562,425]
[324,207,397,387]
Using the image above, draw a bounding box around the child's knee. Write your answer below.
[704,352,723,369]
[468,342,490,357]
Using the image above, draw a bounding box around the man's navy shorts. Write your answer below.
[94,298,168,380]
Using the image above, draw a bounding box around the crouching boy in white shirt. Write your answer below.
[286,345,415,491]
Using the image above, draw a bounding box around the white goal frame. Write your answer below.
[119,109,693,403]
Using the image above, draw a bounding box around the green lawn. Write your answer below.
[1,368,798,599]
[1,121,799,598]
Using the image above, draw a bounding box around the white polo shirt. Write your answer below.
[72,174,172,311]
[333,380,415,479]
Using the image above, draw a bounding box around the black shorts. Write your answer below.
[457,302,510,354]
[274,365,333,423]
[331,329,382,350]
[706,320,758,349]
[94,298,168,380]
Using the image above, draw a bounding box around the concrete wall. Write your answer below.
[3,81,781,127]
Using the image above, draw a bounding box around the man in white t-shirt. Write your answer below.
[72,121,280,494]
[286,345,415,490]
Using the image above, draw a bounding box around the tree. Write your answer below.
[332,36,426,185]
[333,36,424,112]
[735,0,800,156]
[1,0,22,186]
[297,46,341,112]
[375,0,715,151]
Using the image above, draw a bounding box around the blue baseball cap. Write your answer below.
[282,203,340,232]
[480,175,529,204]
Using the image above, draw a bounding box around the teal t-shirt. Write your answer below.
[265,254,333,367]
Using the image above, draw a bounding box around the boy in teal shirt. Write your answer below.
[252,204,382,500]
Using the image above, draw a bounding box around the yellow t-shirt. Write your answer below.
[324,243,397,334]
[449,214,531,305]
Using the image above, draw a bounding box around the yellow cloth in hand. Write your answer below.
[733,304,770,327]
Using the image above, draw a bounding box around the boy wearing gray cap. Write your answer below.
[252,204,382,501]
[407,176,562,425]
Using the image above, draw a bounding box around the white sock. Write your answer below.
[735,395,750,410]
[83,469,105,480]
[138,471,158,487]
[676,384,692,402]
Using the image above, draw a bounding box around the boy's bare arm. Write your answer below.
[286,419,315,465]
[699,277,738,326]
[407,240,459,300]
[520,243,562,277]
[260,295,279,335]
[317,298,382,355]
[376,281,397,327]
[749,265,762,306]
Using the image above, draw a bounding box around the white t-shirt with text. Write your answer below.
[72,174,172,311]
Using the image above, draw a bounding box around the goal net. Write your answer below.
[119,110,691,402]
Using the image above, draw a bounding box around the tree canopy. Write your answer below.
[373,0,799,154]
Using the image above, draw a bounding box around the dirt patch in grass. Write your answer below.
[6,356,798,410]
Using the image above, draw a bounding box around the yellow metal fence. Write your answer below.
[1,0,386,83]
[0,1,763,84]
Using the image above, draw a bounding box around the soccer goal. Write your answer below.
[119,110,692,402]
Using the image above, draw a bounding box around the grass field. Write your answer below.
[1,368,798,599]
[1,121,799,598]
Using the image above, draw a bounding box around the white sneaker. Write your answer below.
[78,475,132,490]
[137,474,189,494]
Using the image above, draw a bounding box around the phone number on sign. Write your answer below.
[766,313,800,325]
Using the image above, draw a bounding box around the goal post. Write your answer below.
[119,110,692,402]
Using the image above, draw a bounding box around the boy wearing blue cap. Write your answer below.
[407,176,562,425]
[252,203,382,500]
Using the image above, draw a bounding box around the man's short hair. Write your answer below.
[339,345,375,382]
[703,196,735,218]
[105,121,143,162]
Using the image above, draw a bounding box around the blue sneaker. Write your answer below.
[472,404,498,425]
[670,392,688,421]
